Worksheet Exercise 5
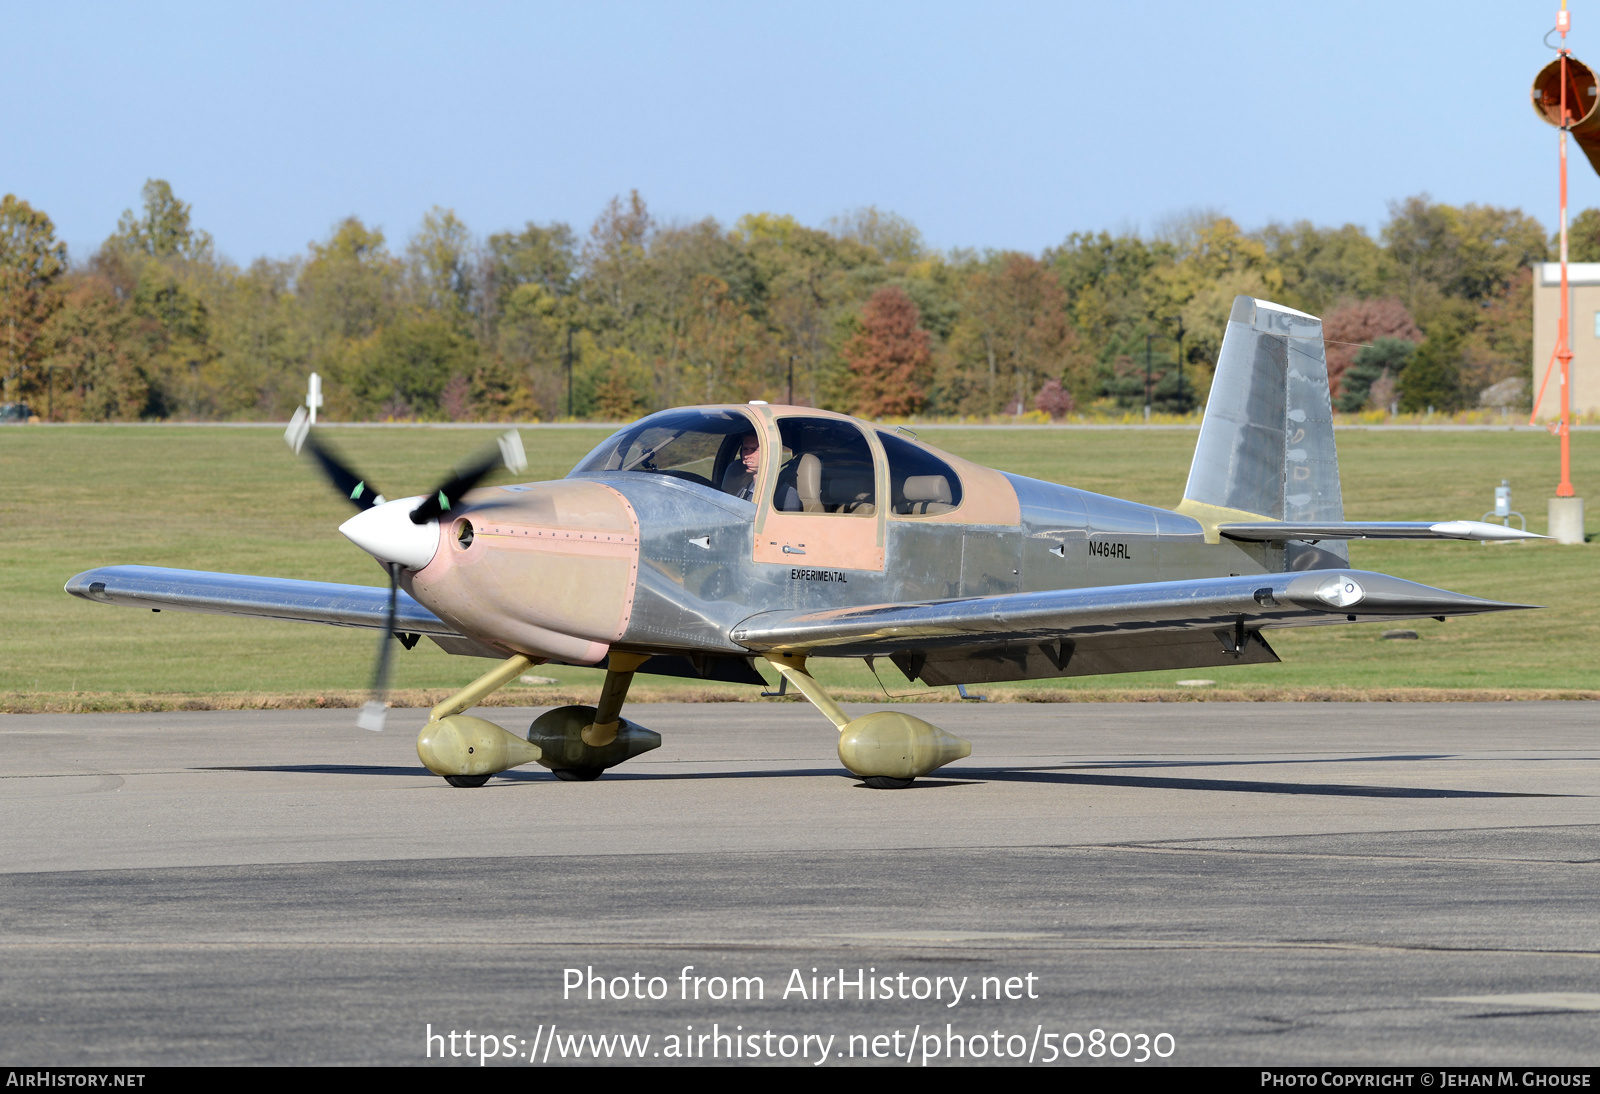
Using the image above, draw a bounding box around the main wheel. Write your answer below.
[862,776,914,790]
[553,767,604,782]
[444,774,491,788]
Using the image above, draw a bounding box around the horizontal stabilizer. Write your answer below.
[1218,521,1545,543]
[732,569,1536,658]
[65,565,460,635]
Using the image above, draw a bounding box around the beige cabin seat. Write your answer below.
[902,474,955,515]
[796,453,826,513]
[829,470,876,515]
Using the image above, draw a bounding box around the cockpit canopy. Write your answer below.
[571,407,964,517]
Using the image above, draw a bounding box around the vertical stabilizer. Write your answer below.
[1179,296,1345,565]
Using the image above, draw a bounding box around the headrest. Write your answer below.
[902,475,952,504]
[797,452,822,497]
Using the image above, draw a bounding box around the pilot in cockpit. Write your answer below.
[723,432,800,510]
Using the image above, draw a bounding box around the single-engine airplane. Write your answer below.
[68,296,1542,788]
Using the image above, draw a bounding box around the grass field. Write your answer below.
[3,423,1597,711]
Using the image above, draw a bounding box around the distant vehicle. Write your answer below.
[0,403,33,423]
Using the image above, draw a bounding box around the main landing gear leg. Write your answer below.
[763,651,971,790]
[415,653,544,787]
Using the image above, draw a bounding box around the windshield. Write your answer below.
[570,408,760,493]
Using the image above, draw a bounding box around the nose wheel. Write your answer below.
[528,652,657,782]
[528,701,659,781]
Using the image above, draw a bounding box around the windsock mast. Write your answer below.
[1556,2,1576,500]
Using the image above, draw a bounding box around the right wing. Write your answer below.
[63,565,503,656]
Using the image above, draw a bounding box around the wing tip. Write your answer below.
[1429,520,1548,542]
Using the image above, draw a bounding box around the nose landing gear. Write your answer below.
[415,651,660,786]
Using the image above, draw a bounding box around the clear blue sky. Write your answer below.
[5,1,1594,265]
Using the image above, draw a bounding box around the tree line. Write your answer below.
[0,181,1572,422]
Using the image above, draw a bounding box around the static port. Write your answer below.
[456,520,474,549]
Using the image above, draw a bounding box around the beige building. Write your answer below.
[1532,261,1600,418]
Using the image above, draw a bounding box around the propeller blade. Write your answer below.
[284,407,387,512]
[356,562,401,732]
[407,430,527,525]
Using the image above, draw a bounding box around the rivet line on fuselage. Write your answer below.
[479,525,639,545]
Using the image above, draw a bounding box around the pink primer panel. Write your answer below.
[408,481,640,662]
[906,449,1021,526]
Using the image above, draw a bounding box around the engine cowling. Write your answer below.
[406,480,640,665]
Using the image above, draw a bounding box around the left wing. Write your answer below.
[731,569,1535,685]
[1217,521,1543,542]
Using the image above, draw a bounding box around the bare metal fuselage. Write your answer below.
[404,456,1332,687]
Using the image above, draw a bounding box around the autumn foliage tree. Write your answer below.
[0,194,67,405]
[44,277,148,420]
[1321,297,1422,395]
[953,253,1092,416]
[1034,377,1073,419]
[0,180,1563,422]
[670,274,773,405]
[842,286,929,417]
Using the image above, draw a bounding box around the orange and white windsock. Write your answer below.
[1533,49,1600,177]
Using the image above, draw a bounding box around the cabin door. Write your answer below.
[752,416,886,574]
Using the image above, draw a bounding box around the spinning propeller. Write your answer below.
[283,407,528,731]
